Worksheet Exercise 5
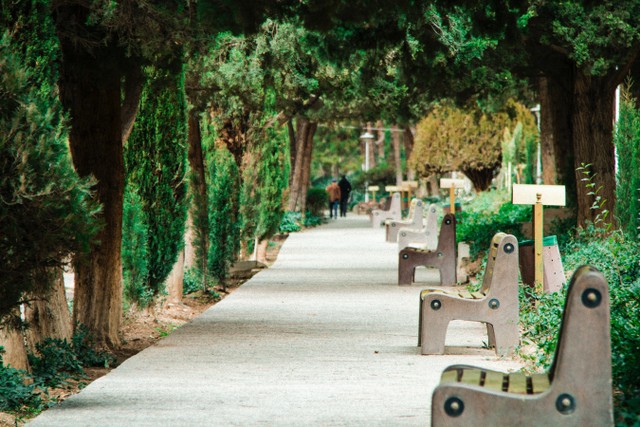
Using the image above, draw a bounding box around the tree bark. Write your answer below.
[165,250,184,304]
[299,122,317,215]
[186,109,208,284]
[572,70,617,228]
[121,66,144,144]
[366,122,376,169]
[24,268,72,352]
[58,40,125,349]
[0,310,29,371]
[392,125,403,185]
[375,120,385,161]
[403,126,416,180]
[462,168,494,192]
[287,117,311,211]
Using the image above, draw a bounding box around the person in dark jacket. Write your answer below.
[338,175,352,217]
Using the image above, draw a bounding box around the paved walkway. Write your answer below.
[29,216,521,427]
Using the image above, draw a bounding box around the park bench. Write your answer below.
[397,203,441,252]
[418,233,519,356]
[398,214,456,286]
[430,265,613,426]
[385,199,424,242]
[370,192,402,228]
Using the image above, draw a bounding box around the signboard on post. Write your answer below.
[512,184,566,293]
[367,185,380,201]
[440,178,465,213]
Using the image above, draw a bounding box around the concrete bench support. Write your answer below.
[398,214,456,286]
[430,266,613,426]
[370,192,402,228]
[418,233,519,356]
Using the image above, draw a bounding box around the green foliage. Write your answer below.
[457,190,530,257]
[279,211,302,233]
[614,84,640,237]
[71,324,115,368]
[121,186,152,308]
[520,227,640,424]
[207,147,241,283]
[0,22,99,320]
[28,339,83,388]
[182,267,202,295]
[576,163,611,231]
[125,65,188,298]
[0,349,41,413]
[306,188,328,217]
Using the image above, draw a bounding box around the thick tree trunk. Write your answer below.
[186,109,208,285]
[392,125,403,185]
[24,268,72,352]
[58,42,124,349]
[299,122,317,215]
[572,70,617,228]
[365,122,376,169]
[540,75,576,205]
[121,66,144,144]
[403,126,416,181]
[256,239,269,264]
[165,250,184,303]
[0,310,29,371]
[287,117,311,211]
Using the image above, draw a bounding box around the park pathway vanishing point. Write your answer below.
[28,215,522,427]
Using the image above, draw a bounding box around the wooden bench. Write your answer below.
[418,233,519,356]
[385,198,424,242]
[430,265,613,426]
[397,203,441,252]
[370,192,402,228]
[398,214,456,286]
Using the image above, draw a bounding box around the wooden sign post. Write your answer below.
[401,180,418,209]
[440,178,465,213]
[367,185,380,202]
[512,184,566,293]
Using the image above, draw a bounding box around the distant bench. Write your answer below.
[398,214,456,286]
[385,199,424,242]
[370,192,402,228]
[430,266,613,426]
[397,203,441,251]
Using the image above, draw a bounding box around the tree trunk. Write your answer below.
[165,250,184,304]
[0,310,29,371]
[392,125,403,185]
[24,268,72,352]
[299,122,317,215]
[288,120,297,186]
[186,109,208,286]
[572,70,617,228]
[256,239,269,264]
[375,120,385,161]
[366,122,376,169]
[121,66,145,144]
[462,168,494,192]
[540,75,576,205]
[287,117,311,211]
[58,41,125,349]
[403,126,416,180]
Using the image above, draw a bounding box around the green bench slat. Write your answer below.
[507,373,528,394]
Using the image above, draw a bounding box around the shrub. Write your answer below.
[28,338,83,388]
[279,211,302,233]
[457,190,530,257]
[306,188,328,217]
[0,349,41,413]
[520,226,640,425]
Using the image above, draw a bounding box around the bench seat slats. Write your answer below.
[507,373,528,394]
[440,370,458,384]
[530,373,551,394]
[483,370,506,392]
[460,369,482,386]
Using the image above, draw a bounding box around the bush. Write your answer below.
[457,190,530,257]
[520,225,640,425]
[306,188,328,217]
[0,349,41,413]
[279,211,302,233]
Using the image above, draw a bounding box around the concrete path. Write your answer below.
[29,215,521,427]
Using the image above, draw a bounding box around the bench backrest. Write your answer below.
[549,266,611,398]
[436,213,456,252]
[424,204,439,238]
[480,233,518,295]
[389,192,401,215]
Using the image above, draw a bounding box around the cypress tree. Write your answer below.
[0,27,98,320]
[615,87,640,236]
[124,64,188,300]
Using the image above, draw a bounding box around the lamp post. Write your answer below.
[360,131,375,202]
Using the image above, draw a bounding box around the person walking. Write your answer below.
[338,175,352,217]
[326,179,341,219]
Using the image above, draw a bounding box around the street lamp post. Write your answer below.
[360,131,375,202]
[530,104,542,184]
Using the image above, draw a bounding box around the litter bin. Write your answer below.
[518,235,566,293]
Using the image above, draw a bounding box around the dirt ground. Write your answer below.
[1,234,287,427]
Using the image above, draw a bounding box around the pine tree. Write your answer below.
[124,65,188,300]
